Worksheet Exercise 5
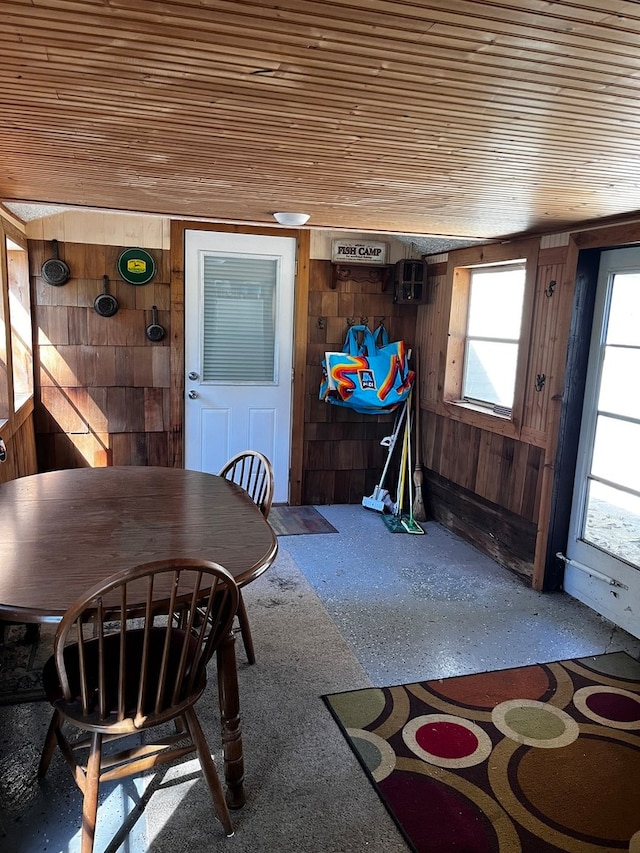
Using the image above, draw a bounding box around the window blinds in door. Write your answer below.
[202,255,278,382]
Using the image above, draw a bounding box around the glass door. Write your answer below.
[564,247,640,638]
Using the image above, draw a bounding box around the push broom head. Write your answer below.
[362,488,393,513]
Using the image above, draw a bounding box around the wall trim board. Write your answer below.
[424,469,536,582]
[572,221,640,250]
[542,247,601,591]
[0,205,27,237]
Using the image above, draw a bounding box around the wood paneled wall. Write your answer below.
[0,209,38,483]
[302,260,418,504]
[0,401,37,483]
[418,241,572,581]
[28,238,171,470]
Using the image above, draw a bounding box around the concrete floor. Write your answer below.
[1,506,639,853]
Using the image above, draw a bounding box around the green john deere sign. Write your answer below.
[117,248,157,285]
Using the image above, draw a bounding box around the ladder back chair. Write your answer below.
[38,558,240,853]
[218,450,274,664]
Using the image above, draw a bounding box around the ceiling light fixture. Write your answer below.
[273,212,310,226]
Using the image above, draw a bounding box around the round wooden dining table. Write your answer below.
[0,465,279,808]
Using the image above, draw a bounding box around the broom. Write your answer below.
[401,389,425,535]
[412,349,427,522]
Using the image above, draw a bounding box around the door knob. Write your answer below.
[188,371,199,381]
[188,390,199,399]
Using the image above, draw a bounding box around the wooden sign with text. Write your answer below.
[331,239,389,265]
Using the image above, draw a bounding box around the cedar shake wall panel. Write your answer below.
[31,238,172,470]
[147,431,169,466]
[152,347,171,387]
[301,258,418,505]
[86,310,111,345]
[35,305,70,346]
[40,386,89,434]
[143,387,165,432]
[303,471,336,506]
[131,347,153,387]
[115,347,135,386]
[38,345,78,387]
[65,243,107,280]
[105,310,141,347]
[36,277,79,307]
[308,316,327,346]
[93,347,117,386]
[66,307,89,345]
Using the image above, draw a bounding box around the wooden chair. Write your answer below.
[218,451,274,664]
[37,558,240,853]
[218,450,274,518]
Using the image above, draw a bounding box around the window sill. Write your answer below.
[439,399,521,438]
[453,400,511,419]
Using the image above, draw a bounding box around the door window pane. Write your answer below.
[599,347,640,420]
[583,479,640,567]
[202,255,277,382]
[606,273,640,347]
[591,415,640,494]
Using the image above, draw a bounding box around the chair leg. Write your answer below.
[81,731,102,853]
[236,592,255,665]
[38,709,62,779]
[183,707,234,837]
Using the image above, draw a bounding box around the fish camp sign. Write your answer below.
[331,239,389,265]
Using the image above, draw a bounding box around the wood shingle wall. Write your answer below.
[302,259,418,504]
[28,232,171,470]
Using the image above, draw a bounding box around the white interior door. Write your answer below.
[184,230,296,503]
[564,247,640,638]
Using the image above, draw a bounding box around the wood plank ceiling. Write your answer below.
[2,0,640,240]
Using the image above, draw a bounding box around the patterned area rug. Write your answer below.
[269,505,337,536]
[324,652,640,852]
[0,623,56,705]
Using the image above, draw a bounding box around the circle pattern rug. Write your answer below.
[324,651,640,852]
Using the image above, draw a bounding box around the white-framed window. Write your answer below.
[442,237,538,434]
[462,262,526,414]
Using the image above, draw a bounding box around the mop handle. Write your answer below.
[378,399,408,489]
[396,402,409,515]
[406,389,414,517]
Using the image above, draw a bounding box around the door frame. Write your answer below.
[169,220,310,505]
[544,222,640,590]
